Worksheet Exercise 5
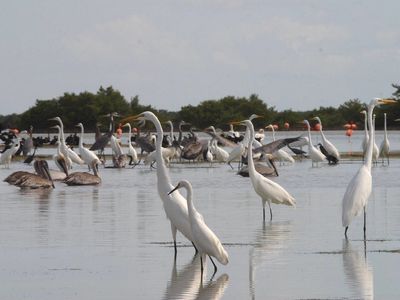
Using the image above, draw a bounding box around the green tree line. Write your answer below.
[1,85,399,132]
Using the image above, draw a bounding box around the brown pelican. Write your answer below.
[62,160,101,186]
[5,160,54,189]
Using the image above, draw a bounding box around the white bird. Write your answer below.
[379,113,390,165]
[311,116,340,161]
[49,117,84,167]
[168,180,229,275]
[210,139,229,163]
[342,98,396,239]
[122,123,139,166]
[75,123,101,169]
[372,114,379,164]
[123,111,194,256]
[265,124,295,164]
[360,110,369,158]
[233,119,296,221]
[0,137,19,168]
[303,120,326,167]
[51,125,73,171]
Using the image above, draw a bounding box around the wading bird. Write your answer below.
[303,120,326,167]
[311,116,340,163]
[62,160,101,186]
[379,113,390,165]
[76,123,101,170]
[169,180,228,276]
[121,111,195,256]
[5,160,54,189]
[342,98,396,239]
[122,123,139,166]
[233,119,296,221]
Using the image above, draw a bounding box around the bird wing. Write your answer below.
[204,131,237,148]
[342,166,372,227]
[253,137,300,154]
[253,173,296,206]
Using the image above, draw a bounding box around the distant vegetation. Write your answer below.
[1,85,399,132]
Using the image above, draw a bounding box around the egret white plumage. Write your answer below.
[233,119,296,221]
[122,123,139,166]
[372,114,379,164]
[342,98,396,239]
[379,113,390,165]
[49,117,84,167]
[303,120,326,167]
[75,123,101,170]
[168,180,229,275]
[311,116,340,162]
[121,111,195,256]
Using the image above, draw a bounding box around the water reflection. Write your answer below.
[163,255,229,300]
[342,240,374,300]
[249,221,292,299]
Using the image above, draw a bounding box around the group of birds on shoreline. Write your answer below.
[0,97,398,277]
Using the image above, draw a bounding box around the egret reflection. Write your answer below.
[163,255,229,300]
[342,240,373,300]
[249,221,292,299]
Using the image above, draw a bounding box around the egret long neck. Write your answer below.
[306,123,312,147]
[365,107,374,170]
[79,125,84,148]
[364,113,368,139]
[247,122,256,177]
[151,115,170,184]
[384,114,387,139]
[59,121,65,143]
[185,186,195,220]
[271,126,276,141]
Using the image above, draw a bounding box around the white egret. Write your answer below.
[122,123,139,166]
[372,114,379,164]
[233,119,296,221]
[265,124,295,164]
[303,120,326,167]
[311,116,340,162]
[342,98,396,239]
[122,111,194,256]
[49,117,84,167]
[360,110,369,158]
[0,138,19,168]
[379,113,390,165]
[168,180,229,275]
[76,123,101,170]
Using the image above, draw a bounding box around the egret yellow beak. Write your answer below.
[378,98,397,105]
[120,113,143,124]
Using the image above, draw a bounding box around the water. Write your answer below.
[1,139,400,299]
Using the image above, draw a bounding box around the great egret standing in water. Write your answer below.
[169,180,228,276]
[311,116,340,162]
[121,111,194,256]
[303,120,326,167]
[379,113,390,165]
[342,98,396,239]
[233,119,296,221]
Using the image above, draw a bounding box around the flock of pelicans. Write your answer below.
[0,97,398,277]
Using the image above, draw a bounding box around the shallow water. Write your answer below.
[1,152,400,299]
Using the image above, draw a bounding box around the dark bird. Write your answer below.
[62,160,101,186]
[318,143,339,165]
[23,145,38,164]
[5,160,54,189]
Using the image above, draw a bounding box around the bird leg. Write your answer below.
[209,255,218,277]
[174,240,177,260]
[363,207,366,240]
[200,255,204,275]
[268,202,273,221]
[192,241,198,254]
[344,226,349,239]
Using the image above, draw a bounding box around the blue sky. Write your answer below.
[1,0,399,115]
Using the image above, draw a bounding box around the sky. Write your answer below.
[1,0,399,115]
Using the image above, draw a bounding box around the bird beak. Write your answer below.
[168,183,181,195]
[48,117,57,121]
[120,114,143,124]
[395,118,400,122]
[378,98,397,105]
[230,120,244,126]
[122,123,129,128]
[265,125,273,129]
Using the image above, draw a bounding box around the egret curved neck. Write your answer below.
[247,123,256,175]
[365,108,374,170]
[151,116,170,183]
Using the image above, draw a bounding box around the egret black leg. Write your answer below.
[363,207,366,240]
[192,242,198,254]
[209,256,217,276]
[174,240,177,259]
[345,226,349,239]
[200,256,204,275]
